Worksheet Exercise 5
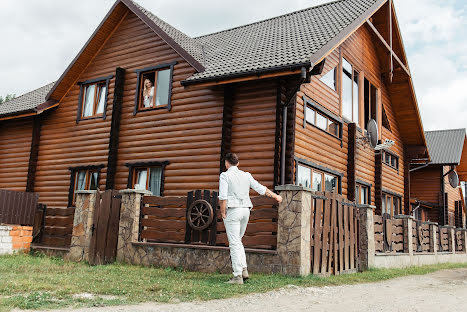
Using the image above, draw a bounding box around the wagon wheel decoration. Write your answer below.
[187,199,214,231]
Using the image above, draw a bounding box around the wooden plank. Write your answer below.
[321,194,331,274]
[103,190,121,263]
[343,203,349,271]
[250,208,278,220]
[349,202,355,270]
[142,207,185,218]
[184,191,193,243]
[251,196,277,206]
[142,230,185,242]
[216,233,276,248]
[338,199,344,272]
[312,198,323,274]
[191,190,202,243]
[143,196,186,206]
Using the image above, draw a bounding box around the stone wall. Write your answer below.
[0,224,33,255]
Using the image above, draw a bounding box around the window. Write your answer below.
[320,67,336,91]
[363,78,378,130]
[77,76,112,122]
[70,169,99,206]
[356,184,369,205]
[134,63,174,113]
[297,165,311,188]
[296,164,339,193]
[305,104,341,138]
[383,151,399,170]
[132,167,163,196]
[382,106,391,131]
[342,58,359,122]
[382,193,401,216]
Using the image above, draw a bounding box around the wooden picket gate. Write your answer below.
[310,191,358,275]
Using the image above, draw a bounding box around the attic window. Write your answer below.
[342,58,359,122]
[134,62,175,114]
[382,106,391,131]
[363,78,378,130]
[320,67,336,91]
[76,75,112,122]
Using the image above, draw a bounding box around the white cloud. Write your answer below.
[0,0,465,131]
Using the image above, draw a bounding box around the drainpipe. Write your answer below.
[280,66,308,185]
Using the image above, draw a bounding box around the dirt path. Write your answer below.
[34,268,467,312]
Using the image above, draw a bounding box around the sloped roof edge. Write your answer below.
[46,0,205,101]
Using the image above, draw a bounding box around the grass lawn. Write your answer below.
[0,253,466,311]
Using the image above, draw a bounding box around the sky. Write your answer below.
[0,0,466,131]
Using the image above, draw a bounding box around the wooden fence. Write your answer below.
[139,190,278,250]
[41,207,75,248]
[0,190,38,226]
[310,192,358,276]
[374,214,466,254]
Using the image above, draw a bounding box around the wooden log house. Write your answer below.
[0,0,432,248]
[410,129,467,227]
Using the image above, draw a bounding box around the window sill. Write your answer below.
[383,162,399,172]
[306,121,342,142]
[134,105,169,115]
[77,115,105,122]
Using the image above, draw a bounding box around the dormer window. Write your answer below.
[134,62,175,114]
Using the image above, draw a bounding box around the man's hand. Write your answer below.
[265,189,283,204]
[220,199,227,219]
[276,194,283,204]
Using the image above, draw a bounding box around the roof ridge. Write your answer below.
[426,128,466,133]
[1,82,55,106]
[193,0,344,39]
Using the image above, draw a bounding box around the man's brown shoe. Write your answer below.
[242,268,249,281]
[225,275,243,285]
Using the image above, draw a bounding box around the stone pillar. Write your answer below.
[407,217,414,257]
[357,204,375,271]
[448,226,456,253]
[275,185,311,276]
[66,190,97,262]
[433,224,439,254]
[116,189,151,263]
[428,222,437,254]
[395,215,414,256]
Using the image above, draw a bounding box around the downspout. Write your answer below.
[280,66,309,185]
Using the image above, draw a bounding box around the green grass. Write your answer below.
[0,253,466,312]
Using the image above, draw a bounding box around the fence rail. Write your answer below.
[0,190,39,226]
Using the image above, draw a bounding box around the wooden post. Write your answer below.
[347,123,357,202]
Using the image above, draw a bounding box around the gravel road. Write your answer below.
[29,268,467,312]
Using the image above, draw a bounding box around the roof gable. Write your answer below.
[46,0,205,102]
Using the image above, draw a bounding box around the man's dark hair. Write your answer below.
[224,153,239,166]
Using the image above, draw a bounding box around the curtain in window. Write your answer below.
[89,172,98,190]
[83,85,96,117]
[148,167,162,196]
[96,85,106,115]
[136,169,148,190]
[76,171,86,191]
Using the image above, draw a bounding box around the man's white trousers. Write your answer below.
[223,207,250,276]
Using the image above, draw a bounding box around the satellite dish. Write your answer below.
[367,119,378,148]
[448,171,459,188]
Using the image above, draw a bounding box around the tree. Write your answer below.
[0,94,16,105]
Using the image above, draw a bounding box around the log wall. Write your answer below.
[295,24,406,205]
[0,118,34,192]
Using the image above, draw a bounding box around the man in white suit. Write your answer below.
[218,153,282,284]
